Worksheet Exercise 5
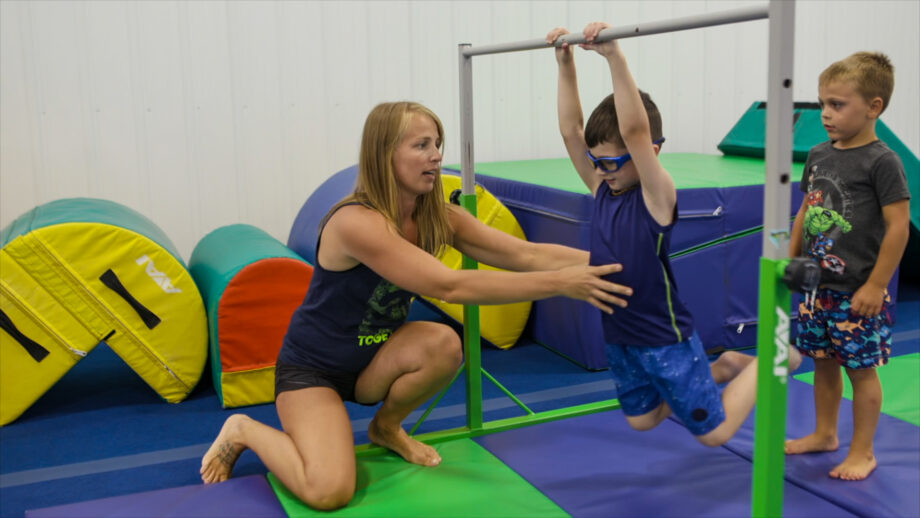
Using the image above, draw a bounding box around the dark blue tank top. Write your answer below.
[278,206,414,374]
[590,182,694,346]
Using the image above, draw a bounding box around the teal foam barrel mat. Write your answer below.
[1,198,207,426]
[189,224,313,408]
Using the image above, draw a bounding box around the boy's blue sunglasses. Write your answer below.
[586,137,666,173]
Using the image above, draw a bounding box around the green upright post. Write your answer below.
[459,193,484,430]
[457,43,484,431]
[753,2,795,516]
[752,257,792,517]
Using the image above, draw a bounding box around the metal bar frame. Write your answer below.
[462,5,769,57]
[455,2,796,517]
[361,4,795,518]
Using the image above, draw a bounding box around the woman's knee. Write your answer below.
[296,476,355,511]
[426,324,463,366]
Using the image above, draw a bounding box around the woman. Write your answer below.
[200,101,632,510]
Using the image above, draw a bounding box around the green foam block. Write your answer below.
[267,438,568,517]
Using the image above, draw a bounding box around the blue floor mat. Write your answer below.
[474,410,857,518]
[2,281,917,517]
[24,474,285,518]
[723,379,920,518]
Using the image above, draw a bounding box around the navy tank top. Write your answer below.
[278,205,415,374]
[590,182,694,346]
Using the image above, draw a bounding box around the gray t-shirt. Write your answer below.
[800,140,910,291]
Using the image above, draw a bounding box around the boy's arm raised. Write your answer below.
[583,22,677,226]
[548,27,602,196]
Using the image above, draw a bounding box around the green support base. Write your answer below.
[751,257,792,518]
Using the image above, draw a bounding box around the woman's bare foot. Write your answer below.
[785,432,839,455]
[368,418,441,467]
[710,351,755,384]
[830,451,877,481]
[201,414,249,483]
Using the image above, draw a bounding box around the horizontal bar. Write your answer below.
[354,398,621,458]
[462,4,768,57]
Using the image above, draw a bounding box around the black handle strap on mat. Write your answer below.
[0,309,50,362]
[99,269,161,329]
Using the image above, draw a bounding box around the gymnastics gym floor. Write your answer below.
[1,282,918,517]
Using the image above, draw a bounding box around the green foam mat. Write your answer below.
[267,438,568,517]
[448,153,805,194]
[794,353,919,426]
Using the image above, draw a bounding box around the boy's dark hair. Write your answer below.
[585,90,662,148]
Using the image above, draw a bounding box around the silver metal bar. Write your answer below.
[462,4,768,57]
[761,0,795,259]
[458,43,475,195]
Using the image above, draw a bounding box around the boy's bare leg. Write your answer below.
[627,350,751,431]
[696,357,758,447]
[698,348,802,447]
[624,401,672,431]
[711,351,755,384]
[830,367,881,480]
[785,358,842,454]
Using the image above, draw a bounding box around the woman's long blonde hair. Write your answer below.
[326,101,452,257]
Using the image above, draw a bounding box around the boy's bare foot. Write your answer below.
[785,432,839,455]
[201,414,249,483]
[830,452,877,481]
[368,418,441,467]
[710,351,755,384]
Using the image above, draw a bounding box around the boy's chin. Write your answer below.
[607,178,638,190]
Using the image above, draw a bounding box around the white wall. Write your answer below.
[2,0,917,259]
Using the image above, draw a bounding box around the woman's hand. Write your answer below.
[558,263,632,314]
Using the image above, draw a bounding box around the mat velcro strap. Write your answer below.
[99,269,161,329]
[0,309,50,362]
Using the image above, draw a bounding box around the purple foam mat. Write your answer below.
[475,410,856,518]
[723,378,920,518]
[25,474,286,518]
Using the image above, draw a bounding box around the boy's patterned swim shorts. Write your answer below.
[795,288,892,369]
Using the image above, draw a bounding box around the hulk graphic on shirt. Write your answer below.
[804,205,852,275]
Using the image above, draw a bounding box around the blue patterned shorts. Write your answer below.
[795,288,892,369]
[605,332,725,436]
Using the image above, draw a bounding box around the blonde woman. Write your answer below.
[200,101,632,510]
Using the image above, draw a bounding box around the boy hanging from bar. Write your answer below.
[547,21,802,447]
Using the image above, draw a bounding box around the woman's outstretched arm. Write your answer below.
[327,204,631,314]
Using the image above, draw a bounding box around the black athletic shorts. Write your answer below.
[274,362,363,403]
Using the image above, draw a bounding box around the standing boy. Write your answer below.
[786,52,910,481]
[548,22,800,447]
